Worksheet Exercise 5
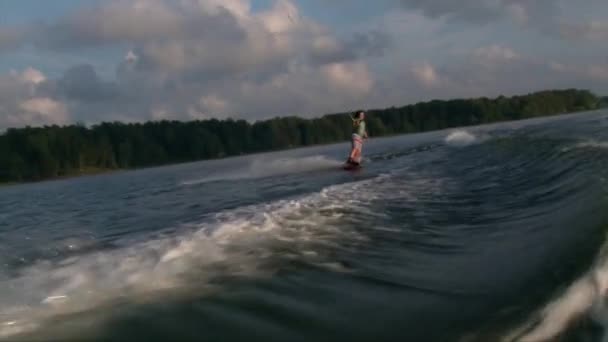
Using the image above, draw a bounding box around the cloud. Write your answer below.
[0,27,24,51]
[472,45,520,69]
[17,67,47,85]
[559,21,608,41]
[365,43,608,111]
[19,98,69,124]
[411,62,442,87]
[0,1,607,130]
[124,50,138,64]
[29,0,386,84]
[548,61,608,81]
[12,0,391,74]
[179,60,375,120]
[397,0,608,47]
[397,0,505,24]
[396,0,563,35]
[57,64,121,102]
[0,68,71,129]
[198,94,228,115]
[473,45,519,61]
[34,0,245,49]
[308,30,391,66]
[322,62,374,95]
[0,0,394,128]
[400,0,560,23]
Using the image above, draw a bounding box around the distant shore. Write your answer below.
[1,89,603,186]
[0,167,115,187]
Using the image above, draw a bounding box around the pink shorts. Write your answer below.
[349,134,363,163]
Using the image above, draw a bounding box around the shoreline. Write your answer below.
[0,168,119,188]
[1,108,604,188]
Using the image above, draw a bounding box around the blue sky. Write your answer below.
[0,0,607,129]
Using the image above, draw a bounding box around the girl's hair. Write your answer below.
[354,110,365,119]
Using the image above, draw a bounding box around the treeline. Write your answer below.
[0,89,601,183]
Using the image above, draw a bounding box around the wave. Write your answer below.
[573,140,608,151]
[0,174,394,339]
[500,229,608,342]
[248,155,343,175]
[558,140,608,154]
[181,155,343,185]
[444,130,479,147]
[4,112,608,341]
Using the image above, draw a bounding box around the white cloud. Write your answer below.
[0,0,607,129]
[0,68,72,129]
[8,68,47,97]
[257,0,300,34]
[0,0,393,126]
[36,0,330,77]
[322,62,373,95]
[19,97,69,124]
[411,62,441,87]
[363,45,608,112]
[124,50,138,64]
[0,67,69,129]
[184,93,230,120]
[197,0,252,18]
[19,67,47,85]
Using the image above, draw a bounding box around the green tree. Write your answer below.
[0,88,600,184]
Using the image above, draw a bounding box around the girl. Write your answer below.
[346,110,368,167]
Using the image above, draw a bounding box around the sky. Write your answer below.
[0,0,607,129]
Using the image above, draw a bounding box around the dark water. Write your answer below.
[2,110,608,342]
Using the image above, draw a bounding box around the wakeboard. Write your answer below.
[342,163,361,171]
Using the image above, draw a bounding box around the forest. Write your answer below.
[0,88,602,183]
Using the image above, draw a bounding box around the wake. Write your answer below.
[504,232,608,342]
[572,140,608,150]
[0,173,394,339]
[560,139,608,153]
[444,130,480,147]
[181,155,343,186]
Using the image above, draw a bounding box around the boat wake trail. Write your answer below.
[0,174,390,340]
[444,130,480,147]
[180,155,343,185]
[503,231,608,342]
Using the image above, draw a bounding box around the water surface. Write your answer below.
[2,110,608,341]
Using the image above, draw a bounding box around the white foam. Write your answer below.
[505,235,608,342]
[249,155,343,175]
[0,174,395,339]
[575,141,608,150]
[181,155,343,185]
[444,130,478,147]
[562,140,608,153]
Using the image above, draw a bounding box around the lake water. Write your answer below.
[2,110,608,341]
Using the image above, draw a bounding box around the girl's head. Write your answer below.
[354,110,365,120]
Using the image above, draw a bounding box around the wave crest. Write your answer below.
[445,130,478,147]
[505,234,608,342]
[0,174,386,339]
